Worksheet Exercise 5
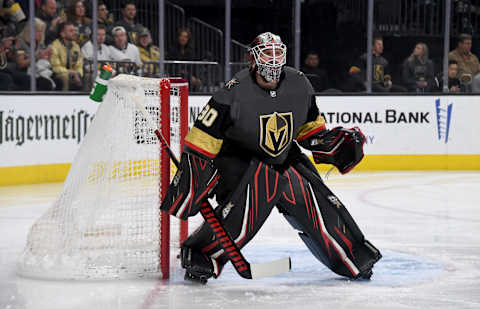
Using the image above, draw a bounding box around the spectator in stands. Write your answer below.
[435,60,463,93]
[50,21,83,91]
[341,66,366,92]
[0,38,9,90]
[301,51,328,92]
[167,27,202,90]
[81,24,111,61]
[98,1,114,45]
[0,35,29,90]
[402,42,435,92]
[81,24,111,90]
[359,35,406,92]
[114,1,145,45]
[167,27,197,61]
[136,27,159,77]
[38,0,65,46]
[448,33,480,92]
[0,0,26,37]
[66,0,92,47]
[15,18,59,90]
[109,26,141,75]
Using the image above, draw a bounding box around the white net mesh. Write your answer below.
[17,75,187,280]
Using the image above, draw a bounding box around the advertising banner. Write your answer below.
[1,94,478,185]
[189,95,480,155]
[0,96,98,167]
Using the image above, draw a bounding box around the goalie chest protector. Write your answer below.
[213,67,313,165]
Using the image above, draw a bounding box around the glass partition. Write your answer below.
[1,0,479,94]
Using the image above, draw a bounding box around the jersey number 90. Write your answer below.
[197,104,218,127]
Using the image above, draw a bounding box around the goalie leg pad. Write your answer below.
[277,162,381,279]
[160,152,219,220]
[181,158,287,278]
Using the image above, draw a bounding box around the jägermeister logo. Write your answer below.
[259,112,293,157]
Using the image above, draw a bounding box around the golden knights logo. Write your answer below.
[259,112,293,157]
[225,78,239,89]
[374,64,384,82]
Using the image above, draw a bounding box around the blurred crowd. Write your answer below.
[302,33,480,94]
[1,0,480,93]
[0,0,203,91]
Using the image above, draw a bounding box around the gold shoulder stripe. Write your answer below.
[184,127,223,158]
[296,115,326,141]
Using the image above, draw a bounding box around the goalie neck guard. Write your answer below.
[248,32,286,82]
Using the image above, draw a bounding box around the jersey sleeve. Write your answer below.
[295,92,326,142]
[184,96,232,159]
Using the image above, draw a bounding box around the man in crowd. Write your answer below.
[136,27,159,76]
[0,35,29,90]
[98,1,114,45]
[448,33,480,92]
[38,0,66,45]
[435,60,463,93]
[0,0,26,37]
[109,26,142,74]
[81,24,111,61]
[50,21,83,91]
[114,1,145,45]
[359,35,406,92]
[301,51,328,92]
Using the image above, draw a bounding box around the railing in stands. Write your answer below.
[165,2,186,48]
[108,1,185,46]
[373,0,480,38]
[338,0,480,38]
[232,39,249,63]
[187,17,224,61]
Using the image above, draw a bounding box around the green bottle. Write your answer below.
[89,64,113,102]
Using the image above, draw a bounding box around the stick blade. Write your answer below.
[250,257,291,279]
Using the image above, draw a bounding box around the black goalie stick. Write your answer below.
[133,94,291,280]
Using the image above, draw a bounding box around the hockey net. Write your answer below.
[17,75,189,280]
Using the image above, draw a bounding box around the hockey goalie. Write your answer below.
[161,32,382,283]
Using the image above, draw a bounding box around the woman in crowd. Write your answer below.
[167,27,197,61]
[402,42,435,92]
[15,18,60,90]
[167,27,202,90]
[66,0,92,47]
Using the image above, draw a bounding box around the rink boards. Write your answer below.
[1,94,479,185]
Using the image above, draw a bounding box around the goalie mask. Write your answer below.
[248,32,286,82]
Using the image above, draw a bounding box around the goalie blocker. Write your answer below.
[298,126,366,174]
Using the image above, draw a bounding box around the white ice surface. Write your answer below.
[0,171,479,309]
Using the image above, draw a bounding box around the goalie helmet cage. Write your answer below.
[17,75,189,280]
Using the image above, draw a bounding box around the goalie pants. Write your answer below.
[183,155,381,279]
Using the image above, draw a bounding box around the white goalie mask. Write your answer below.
[248,32,286,82]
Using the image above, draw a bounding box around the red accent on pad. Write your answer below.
[334,226,354,258]
[282,170,296,205]
[194,174,220,205]
[296,124,327,141]
[265,166,280,203]
[184,140,217,159]
[254,162,262,219]
[291,167,332,258]
[202,240,219,254]
[169,193,184,215]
